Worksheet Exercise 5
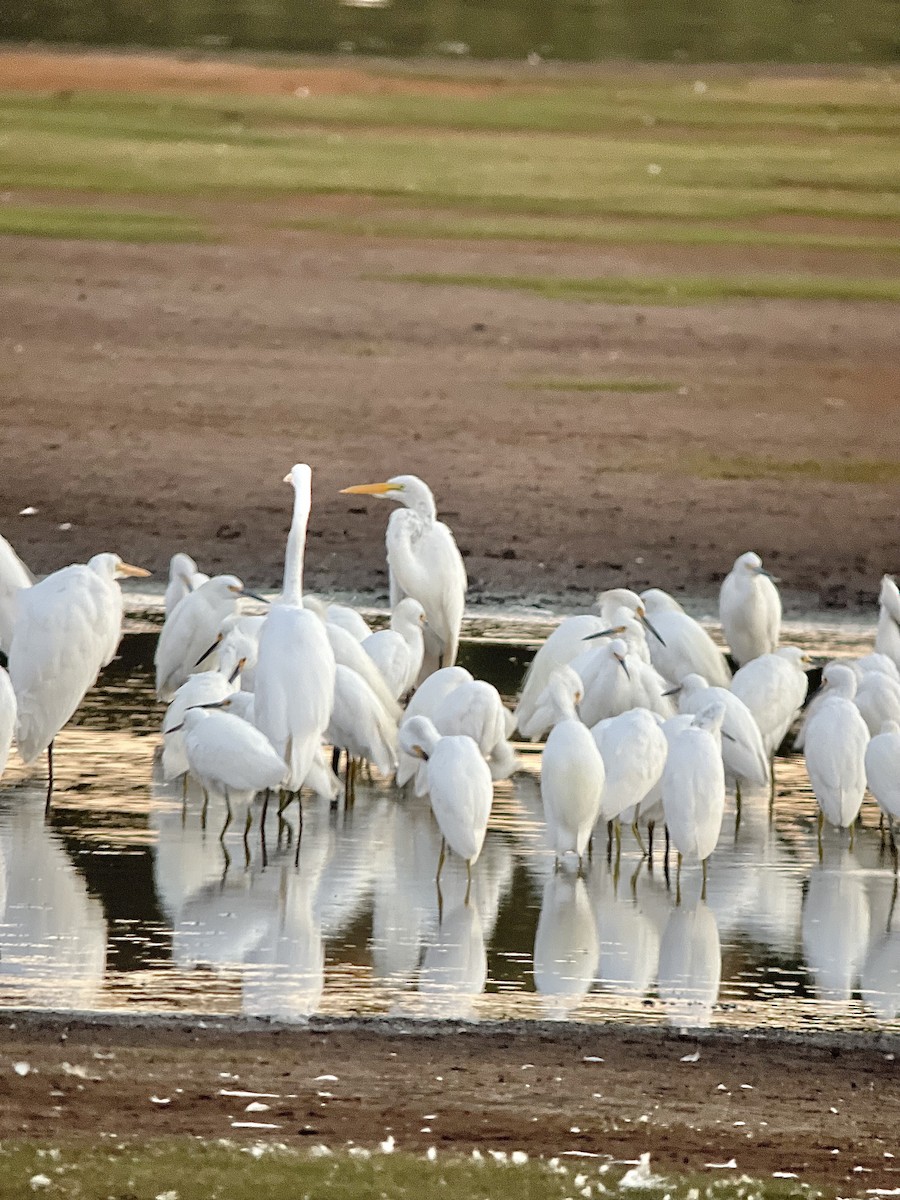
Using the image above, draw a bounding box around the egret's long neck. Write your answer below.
[405,482,437,524]
[282,485,311,606]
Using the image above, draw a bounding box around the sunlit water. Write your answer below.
[0,614,898,1033]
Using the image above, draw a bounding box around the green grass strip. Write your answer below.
[373,271,900,304]
[688,454,900,484]
[513,378,679,393]
[0,203,212,243]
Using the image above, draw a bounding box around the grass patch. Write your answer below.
[0,1141,832,1200]
[514,377,679,393]
[373,271,900,304]
[0,203,211,243]
[688,454,900,484]
[0,92,898,223]
[286,211,900,254]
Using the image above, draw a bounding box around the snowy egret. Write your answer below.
[730,647,810,759]
[539,666,605,868]
[719,551,781,666]
[803,663,870,850]
[855,671,900,737]
[590,707,668,846]
[161,668,238,783]
[674,673,769,799]
[155,574,253,701]
[430,679,517,782]
[328,663,399,784]
[661,701,727,898]
[396,665,473,786]
[578,637,672,728]
[164,553,208,617]
[399,715,493,890]
[876,576,900,669]
[304,596,372,643]
[640,588,731,687]
[9,552,150,804]
[361,597,426,699]
[0,532,32,655]
[340,475,467,676]
[254,465,337,800]
[865,720,900,854]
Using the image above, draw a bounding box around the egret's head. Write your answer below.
[399,715,440,761]
[283,463,313,491]
[340,475,436,520]
[736,550,774,579]
[88,553,151,580]
[821,662,857,698]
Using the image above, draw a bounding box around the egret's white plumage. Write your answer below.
[164,553,208,617]
[0,532,32,655]
[514,614,610,734]
[533,872,599,1017]
[677,673,770,788]
[327,663,398,777]
[719,551,781,666]
[730,646,809,758]
[854,670,900,737]
[864,720,900,825]
[319,618,401,724]
[430,679,517,781]
[304,596,372,643]
[341,474,467,676]
[875,575,900,669]
[640,588,732,687]
[539,667,605,863]
[0,666,15,779]
[661,702,727,865]
[396,665,473,786]
[154,574,244,701]
[9,553,149,765]
[161,669,237,781]
[254,465,337,799]
[803,663,870,830]
[179,706,286,823]
[399,716,493,870]
[590,707,668,824]
[362,597,425,699]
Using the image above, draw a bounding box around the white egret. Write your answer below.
[539,666,605,867]
[640,588,731,687]
[661,701,727,896]
[155,574,253,701]
[361,597,426,699]
[865,720,900,850]
[0,532,32,655]
[675,673,770,795]
[9,552,150,803]
[254,464,337,800]
[399,715,493,888]
[340,474,467,676]
[164,553,208,617]
[638,713,694,861]
[161,653,242,784]
[216,626,260,694]
[855,671,900,737]
[304,596,372,643]
[515,613,610,734]
[328,663,398,780]
[719,551,781,666]
[430,679,517,782]
[314,615,401,724]
[876,576,900,668]
[730,647,810,758]
[175,703,287,839]
[0,666,15,779]
[396,665,473,786]
[803,663,870,846]
[590,707,668,841]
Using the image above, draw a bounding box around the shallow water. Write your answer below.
[0,615,898,1032]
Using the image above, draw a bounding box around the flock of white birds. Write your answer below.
[0,463,899,900]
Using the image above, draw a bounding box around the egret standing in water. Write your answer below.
[399,715,493,894]
[340,475,467,677]
[731,647,810,806]
[155,574,251,701]
[164,553,208,617]
[719,551,781,666]
[0,665,15,780]
[803,663,870,853]
[865,720,900,856]
[9,553,150,806]
[661,701,727,899]
[255,465,338,801]
[0,532,32,655]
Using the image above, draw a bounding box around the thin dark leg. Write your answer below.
[331,745,341,774]
[44,740,54,815]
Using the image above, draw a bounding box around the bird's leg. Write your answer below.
[220,840,231,881]
[701,857,708,902]
[888,873,898,930]
[201,786,210,831]
[465,860,472,907]
[331,745,341,775]
[849,820,855,852]
[817,809,824,862]
[663,826,671,889]
[436,876,444,927]
[181,773,188,824]
[220,790,232,842]
[889,819,898,870]
[631,818,646,858]
[260,789,270,830]
[44,739,54,816]
[277,788,289,817]
[676,852,683,906]
[630,858,643,897]
[647,821,655,870]
[259,810,268,869]
[880,811,886,846]
[606,820,613,864]
[243,806,253,865]
[769,754,776,816]
[734,777,742,822]
[436,838,446,884]
[587,836,593,863]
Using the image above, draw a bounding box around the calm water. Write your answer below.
[0,614,898,1033]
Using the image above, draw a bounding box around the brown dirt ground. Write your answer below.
[0,1017,897,1190]
[1,49,899,608]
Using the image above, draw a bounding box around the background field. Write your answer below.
[0,48,898,605]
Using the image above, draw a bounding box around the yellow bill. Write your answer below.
[340,481,399,496]
[118,562,151,578]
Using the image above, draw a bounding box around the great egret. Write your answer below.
[430,679,517,782]
[539,666,605,867]
[8,553,150,803]
[399,715,493,888]
[396,665,473,786]
[876,576,900,668]
[661,701,727,897]
[304,596,372,643]
[155,575,250,701]
[340,475,466,676]
[254,464,337,800]
[674,673,770,794]
[803,663,870,846]
[640,588,731,688]
[0,666,15,779]
[327,663,399,780]
[361,597,426,700]
[0,532,32,655]
[164,553,208,618]
[864,720,900,851]
[719,551,781,666]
